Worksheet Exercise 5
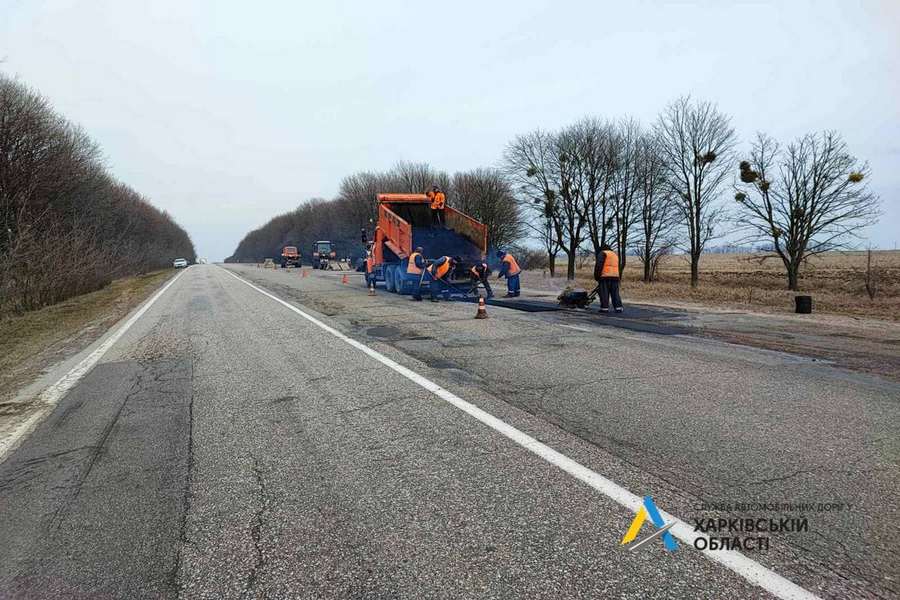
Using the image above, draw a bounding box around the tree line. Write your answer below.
[1,76,196,315]
[232,95,880,291]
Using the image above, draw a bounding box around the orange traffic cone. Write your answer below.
[475,296,488,319]
[302,269,308,277]
[368,282,376,296]
[341,274,349,285]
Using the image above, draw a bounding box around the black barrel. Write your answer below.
[794,295,812,314]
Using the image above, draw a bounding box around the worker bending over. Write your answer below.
[496,250,521,298]
[469,259,493,299]
[428,185,446,227]
[408,246,428,301]
[427,255,456,301]
[594,244,623,312]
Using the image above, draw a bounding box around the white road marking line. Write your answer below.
[0,271,185,462]
[222,267,820,600]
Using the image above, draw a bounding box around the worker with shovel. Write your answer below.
[469,258,493,299]
[427,255,457,301]
[496,250,521,298]
[594,244,623,313]
[408,246,428,301]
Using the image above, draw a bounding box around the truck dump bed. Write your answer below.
[373,194,487,265]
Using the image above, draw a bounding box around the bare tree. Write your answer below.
[384,161,450,194]
[633,133,679,282]
[450,168,524,248]
[551,128,590,279]
[504,130,564,276]
[335,171,382,231]
[655,96,736,287]
[610,118,642,272]
[734,131,880,290]
[569,118,617,261]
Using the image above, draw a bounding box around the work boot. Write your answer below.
[599,308,609,313]
[430,297,439,302]
[503,293,515,298]
[615,307,624,313]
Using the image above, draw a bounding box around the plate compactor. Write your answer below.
[557,285,601,309]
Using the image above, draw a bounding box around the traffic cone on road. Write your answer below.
[368,282,376,296]
[341,274,349,285]
[475,296,488,319]
[302,269,308,278]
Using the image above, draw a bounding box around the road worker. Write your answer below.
[427,255,456,301]
[594,243,623,313]
[407,246,429,301]
[429,185,446,227]
[364,246,375,288]
[496,250,521,298]
[469,258,493,299]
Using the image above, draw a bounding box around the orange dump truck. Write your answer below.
[280,245,301,268]
[370,193,487,294]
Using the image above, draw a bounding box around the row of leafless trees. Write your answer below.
[227,162,525,263]
[1,76,195,315]
[504,96,880,289]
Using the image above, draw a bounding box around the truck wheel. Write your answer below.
[395,268,408,295]
[385,265,396,293]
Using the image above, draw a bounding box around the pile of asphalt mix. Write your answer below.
[412,227,483,260]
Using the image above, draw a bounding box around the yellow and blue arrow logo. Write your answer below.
[621,496,679,552]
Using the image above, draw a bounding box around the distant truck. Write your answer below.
[369,193,487,294]
[280,245,301,268]
[311,240,336,270]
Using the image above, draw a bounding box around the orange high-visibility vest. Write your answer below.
[600,250,620,278]
[431,191,445,210]
[430,257,452,279]
[502,253,521,276]
[407,252,423,275]
[470,262,487,278]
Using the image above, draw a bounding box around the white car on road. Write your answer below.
[173,258,189,268]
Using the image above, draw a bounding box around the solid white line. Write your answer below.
[221,267,820,600]
[0,270,185,462]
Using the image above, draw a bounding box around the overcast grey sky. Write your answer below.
[3,0,898,260]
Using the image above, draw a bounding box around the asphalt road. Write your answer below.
[1,264,897,599]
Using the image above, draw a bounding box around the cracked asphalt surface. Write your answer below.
[1,264,897,599]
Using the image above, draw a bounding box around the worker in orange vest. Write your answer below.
[429,184,446,227]
[407,246,428,301]
[496,250,521,297]
[427,255,456,301]
[364,246,375,288]
[469,258,493,299]
[594,243,623,313]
